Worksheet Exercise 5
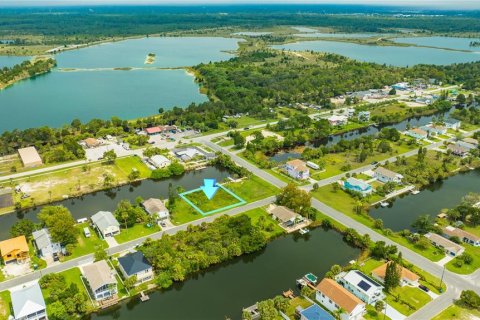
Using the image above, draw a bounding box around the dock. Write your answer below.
[140,291,150,302]
[283,289,295,299]
[371,185,415,206]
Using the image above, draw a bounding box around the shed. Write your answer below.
[17,146,43,168]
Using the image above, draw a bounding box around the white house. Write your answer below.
[142,198,170,221]
[285,159,310,180]
[32,229,62,262]
[91,211,120,238]
[11,283,47,320]
[118,251,154,286]
[336,270,385,305]
[340,178,373,197]
[149,155,171,168]
[373,167,403,184]
[83,260,118,301]
[327,115,348,126]
[371,262,420,287]
[316,278,366,320]
[425,232,465,257]
[444,119,461,130]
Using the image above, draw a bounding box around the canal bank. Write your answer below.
[86,227,360,320]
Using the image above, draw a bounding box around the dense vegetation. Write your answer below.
[0,58,55,86]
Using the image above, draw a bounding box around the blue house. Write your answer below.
[341,178,373,196]
[300,303,335,320]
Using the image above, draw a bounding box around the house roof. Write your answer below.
[425,233,464,254]
[316,278,364,313]
[11,283,46,319]
[145,126,161,134]
[443,226,480,242]
[84,138,99,147]
[299,303,334,320]
[91,211,120,231]
[150,155,170,166]
[0,235,29,256]
[448,144,468,154]
[338,270,383,295]
[372,262,420,282]
[286,159,308,172]
[83,260,117,292]
[270,205,297,223]
[118,251,152,277]
[410,128,428,136]
[374,167,402,180]
[17,146,42,165]
[32,228,57,251]
[463,138,478,146]
[142,198,168,215]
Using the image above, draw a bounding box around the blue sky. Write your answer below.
[0,0,478,9]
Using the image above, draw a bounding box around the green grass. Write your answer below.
[285,296,312,319]
[28,240,47,270]
[218,139,234,147]
[224,176,278,202]
[114,223,161,244]
[445,244,480,275]
[169,199,202,225]
[61,223,107,262]
[0,291,11,320]
[115,274,129,298]
[358,258,385,274]
[432,303,480,320]
[364,305,391,320]
[243,208,285,239]
[115,156,152,179]
[183,187,242,213]
[385,286,431,316]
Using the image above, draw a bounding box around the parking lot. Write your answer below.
[147,129,198,149]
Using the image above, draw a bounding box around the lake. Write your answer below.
[0,166,229,241]
[0,56,31,68]
[294,32,382,38]
[87,227,359,320]
[393,36,480,52]
[272,40,480,66]
[369,169,480,231]
[233,31,272,37]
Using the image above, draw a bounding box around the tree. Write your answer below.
[371,241,397,259]
[273,295,289,313]
[10,219,37,238]
[124,275,138,289]
[373,218,384,230]
[460,290,480,308]
[389,88,396,95]
[242,310,253,320]
[128,169,140,181]
[411,214,433,234]
[375,300,384,312]
[114,200,145,229]
[168,162,185,176]
[384,260,401,292]
[257,299,279,320]
[94,247,108,262]
[103,150,117,164]
[276,183,311,216]
[38,206,78,245]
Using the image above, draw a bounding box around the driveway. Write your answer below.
[105,236,119,248]
[384,302,406,320]
[3,262,31,277]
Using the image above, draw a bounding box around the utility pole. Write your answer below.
[439,265,446,292]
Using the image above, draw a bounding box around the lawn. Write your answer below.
[445,244,480,275]
[61,223,107,262]
[266,168,310,186]
[114,223,161,244]
[432,303,480,320]
[169,199,202,225]
[182,187,244,214]
[358,258,385,274]
[243,208,285,239]
[0,290,11,320]
[284,296,312,319]
[364,305,391,320]
[115,156,152,179]
[28,240,46,270]
[385,285,431,316]
[224,176,278,202]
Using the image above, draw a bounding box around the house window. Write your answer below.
[329,299,332,304]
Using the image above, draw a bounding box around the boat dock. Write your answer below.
[371,185,415,206]
[140,291,150,302]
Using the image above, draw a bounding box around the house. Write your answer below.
[285,159,310,180]
[299,303,335,320]
[456,140,477,151]
[371,262,420,287]
[340,178,373,197]
[357,111,370,122]
[421,124,447,135]
[32,229,62,262]
[91,211,120,238]
[149,155,171,168]
[425,232,465,256]
[447,144,469,157]
[443,226,480,247]
[83,260,118,301]
[336,270,385,304]
[463,138,478,146]
[315,278,365,320]
[269,205,298,225]
[0,235,29,264]
[327,115,348,126]
[373,167,403,184]
[444,119,461,130]
[142,198,170,220]
[17,146,43,168]
[174,147,205,162]
[145,126,162,135]
[406,128,428,140]
[84,138,100,148]
[392,82,409,91]
[118,251,154,286]
[11,283,47,320]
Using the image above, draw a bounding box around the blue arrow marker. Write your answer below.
[201,179,219,200]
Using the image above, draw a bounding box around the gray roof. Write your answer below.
[118,251,152,276]
[270,206,297,223]
[11,283,46,319]
[91,211,120,230]
[142,198,167,215]
[32,228,55,250]
[83,260,117,292]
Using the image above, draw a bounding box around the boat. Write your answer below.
[299,228,309,235]
[296,278,307,288]
[380,201,389,207]
[304,273,318,285]
[411,190,420,195]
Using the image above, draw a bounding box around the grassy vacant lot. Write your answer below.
[114,223,161,244]
[169,199,201,225]
[61,223,107,262]
[0,290,11,320]
[385,285,431,316]
[446,244,480,274]
[224,176,278,202]
[183,187,242,213]
[243,208,284,239]
[115,156,152,179]
[432,303,480,320]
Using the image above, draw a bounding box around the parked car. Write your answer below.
[419,284,429,292]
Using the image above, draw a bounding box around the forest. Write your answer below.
[0,58,55,87]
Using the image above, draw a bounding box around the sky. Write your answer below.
[0,0,479,9]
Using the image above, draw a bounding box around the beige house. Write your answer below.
[425,232,465,257]
[83,260,118,301]
[17,146,43,168]
[142,198,169,221]
[443,226,480,247]
[371,262,420,287]
[268,205,298,224]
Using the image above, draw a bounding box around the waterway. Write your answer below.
[370,169,480,231]
[272,40,480,66]
[393,36,480,52]
[0,56,31,68]
[294,32,382,38]
[0,166,229,241]
[88,227,359,320]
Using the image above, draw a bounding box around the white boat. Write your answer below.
[299,228,309,235]
[411,190,420,195]
[380,201,389,207]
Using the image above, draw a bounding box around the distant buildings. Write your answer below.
[327,115,348,126]
[0,235,29,264]
[83,260,118,301]
[118,251,154,286]
[340,178,373,197]
[371,262,420,287]
[91,211,120,238]
[144,125,177,136]
[285,159,310,180]
[447,144,469,157]
[173,147,215,162]
[84,138,101,148]
[17,146,43,168]
[315,278,365,320]
[444,119,461,130]
[443,226,480,247]
[142,198,170,221]
[336,270,385,304]
[373,167,403,184]
[11,282,47,320]
[406,128,428,140]
[421,124,447,135]
[32,229,62,262]
[425,232,465,257]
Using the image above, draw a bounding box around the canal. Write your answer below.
[88,227,360,320]
[0,166,229,241]
[370,168,480,231]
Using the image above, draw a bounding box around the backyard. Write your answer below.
[61,223,107,262]
[114,223,161,244]
[0,290,11,320]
